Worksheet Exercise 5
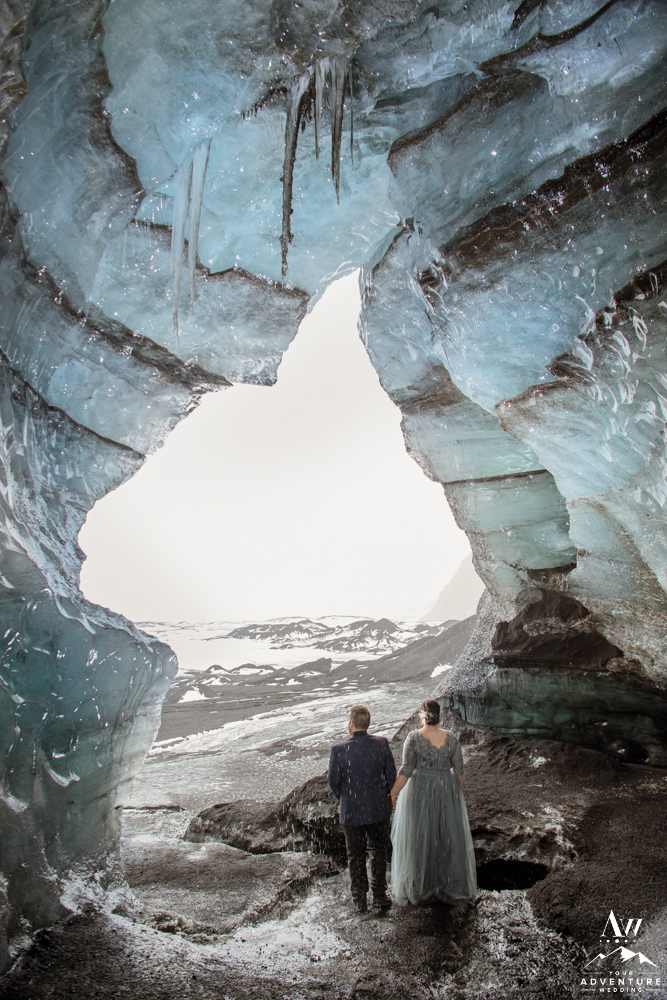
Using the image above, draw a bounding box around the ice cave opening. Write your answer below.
[77,271,476,627]
[1,0,667,993]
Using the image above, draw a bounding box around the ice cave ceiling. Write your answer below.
[0,0,666,946]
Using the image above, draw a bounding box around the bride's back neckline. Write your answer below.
[417,729,449,750]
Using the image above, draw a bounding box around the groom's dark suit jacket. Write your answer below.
[327,731,396,826]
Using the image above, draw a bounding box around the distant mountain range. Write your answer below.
[221,616,457,654]
[151,615,477,740]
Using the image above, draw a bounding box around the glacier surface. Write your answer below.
[0,0,666,956]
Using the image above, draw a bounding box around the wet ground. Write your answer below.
[2,873,590,1000]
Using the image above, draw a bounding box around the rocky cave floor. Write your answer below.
[3,726,667,999]
[1,882,585,1000]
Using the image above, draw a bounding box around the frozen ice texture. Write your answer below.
[0,346,177,940]
[91,223,308,387]
[498,269,667,674]
[0,0,666,954]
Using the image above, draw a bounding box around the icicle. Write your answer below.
[314,58,330,162]
[349,62,354,166]
[188,138,211,310]
[280,69,311,279]
[171,158,192,341]
[329,56,347,204]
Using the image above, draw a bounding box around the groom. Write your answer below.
[327,704,396,914]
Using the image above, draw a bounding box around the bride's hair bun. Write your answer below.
[419,699,441,726]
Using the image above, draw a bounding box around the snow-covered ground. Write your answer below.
[128,681,425,816]
[133,617,461,747]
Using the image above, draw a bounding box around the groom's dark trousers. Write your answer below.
[328,731,397,906]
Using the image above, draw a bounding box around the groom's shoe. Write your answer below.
[372,894,392,912]
[353,897,369,914]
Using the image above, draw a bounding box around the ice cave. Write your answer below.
[0,0,666,995]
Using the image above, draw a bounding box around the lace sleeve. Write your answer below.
[450,735,464,778]
[398,731,418,777]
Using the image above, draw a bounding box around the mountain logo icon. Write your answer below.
[584,946,658,969]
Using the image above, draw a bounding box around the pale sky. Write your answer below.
[79,272,471,623]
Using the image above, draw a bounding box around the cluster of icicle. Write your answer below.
[170,137,211,338]
[168,57,351,324]
[281,55,353,278]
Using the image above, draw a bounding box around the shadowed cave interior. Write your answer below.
[0,0,667,996]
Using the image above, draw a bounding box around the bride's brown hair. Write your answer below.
[419,699,440,726]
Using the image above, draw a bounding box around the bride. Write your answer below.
[390,699,477,905]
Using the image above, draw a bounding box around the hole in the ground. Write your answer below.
[607,739,648,763]
[476,859,550,891]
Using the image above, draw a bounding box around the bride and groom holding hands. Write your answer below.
[327,700,477,914]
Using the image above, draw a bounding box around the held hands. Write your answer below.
[390,774,407,807]
[389,774,460,807]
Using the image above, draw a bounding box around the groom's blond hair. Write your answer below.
[350,705,371,730]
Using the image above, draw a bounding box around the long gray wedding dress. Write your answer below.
[391,729,477,905]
